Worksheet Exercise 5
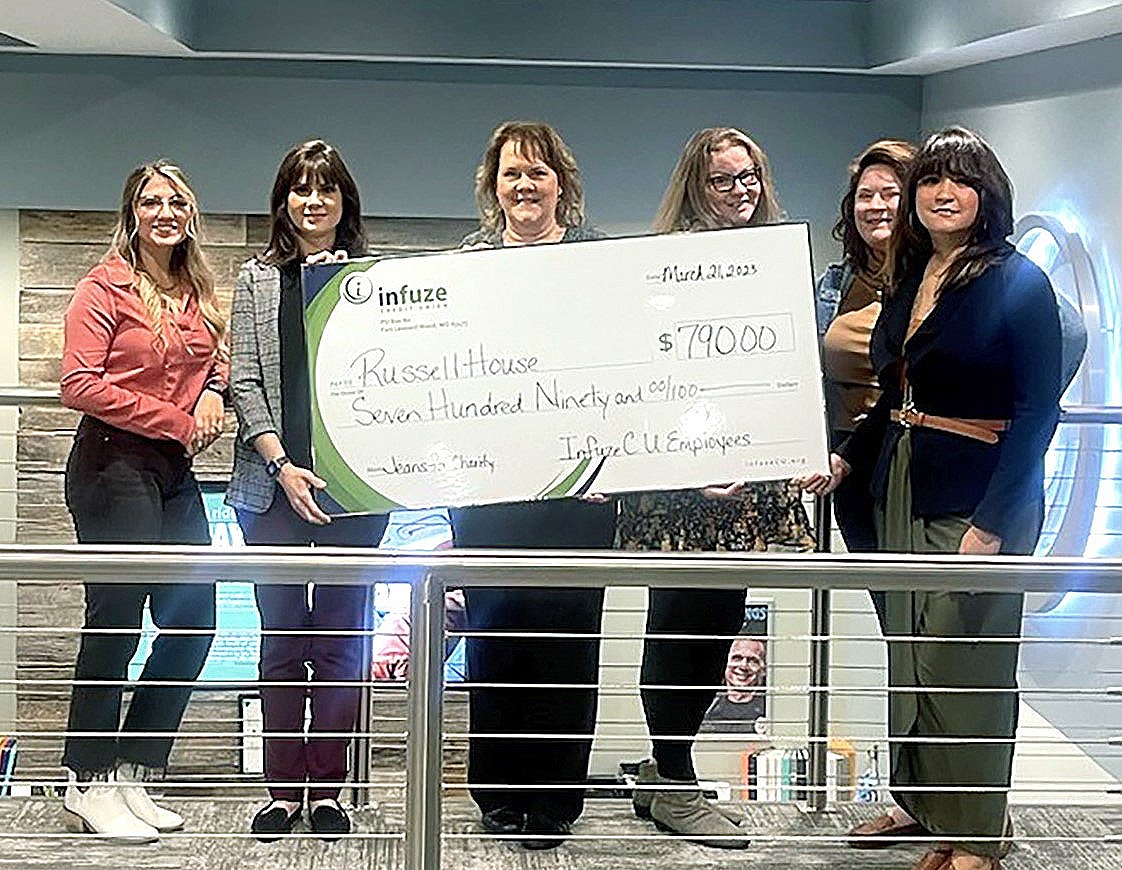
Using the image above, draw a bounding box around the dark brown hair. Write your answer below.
[473,121,585,233]
[260,139,367,266]
[887,126,1014,296]
[832,139,917,273]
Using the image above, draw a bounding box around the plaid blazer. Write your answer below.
[225,258,284,513]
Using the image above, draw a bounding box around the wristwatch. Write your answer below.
[265,455,291,478]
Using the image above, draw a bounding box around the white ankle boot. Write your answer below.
[63,778,159,844]
[114,764,184,832]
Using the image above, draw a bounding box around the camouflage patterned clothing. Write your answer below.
[616,482,815,552]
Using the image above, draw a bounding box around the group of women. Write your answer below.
[56,115,1065,870]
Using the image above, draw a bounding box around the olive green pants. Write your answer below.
[876,431,1021,858]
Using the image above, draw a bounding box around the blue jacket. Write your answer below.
[815,258,1087,388]
[838,248,1063,550]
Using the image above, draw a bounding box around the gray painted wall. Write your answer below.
[0,54,921,266]
[868,0,1122,65]
[922,33,1122,330]
[111,0,870,70]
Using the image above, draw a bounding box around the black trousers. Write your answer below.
[830,427,886,627]
[452,500,614,823]
[236,494,388,801]
[641,588,746,781]
[62,417,215,774]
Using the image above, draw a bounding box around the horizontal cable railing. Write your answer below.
[2,386,1122,865]
[0,547,1119,868]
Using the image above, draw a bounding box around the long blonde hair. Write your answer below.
[107,160,227,354]
[653,127,782,233]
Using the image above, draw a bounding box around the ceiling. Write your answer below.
[1,0,1120,75]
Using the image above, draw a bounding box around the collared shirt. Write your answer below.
[60,254,228,447]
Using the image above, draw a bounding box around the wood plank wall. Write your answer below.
[14,210,476,790]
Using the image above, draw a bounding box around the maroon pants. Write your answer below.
[237,494,388,801]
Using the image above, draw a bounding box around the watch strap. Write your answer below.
[266,455,291,478]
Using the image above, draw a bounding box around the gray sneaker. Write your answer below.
[649,785,751,850]
[632,759,744,826]
[631,758,659,820]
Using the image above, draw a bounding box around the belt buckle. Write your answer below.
[899,400,915,429]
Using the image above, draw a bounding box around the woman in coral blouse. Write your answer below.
[59,160,227,842]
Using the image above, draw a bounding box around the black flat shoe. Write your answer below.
[520,813,571,850]
[252,803,302,842]
[310,801,350,841]
[481,807,525,836]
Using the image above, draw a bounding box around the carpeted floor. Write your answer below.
[0,797,1118,869]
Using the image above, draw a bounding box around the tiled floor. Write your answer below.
[0,796,1117,869]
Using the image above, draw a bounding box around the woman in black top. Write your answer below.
[452,121,615,851]
[228,140,390,841]
[807,127,1063,870]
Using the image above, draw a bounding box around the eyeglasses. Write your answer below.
[137,195,192,216]
[708,167,761,193]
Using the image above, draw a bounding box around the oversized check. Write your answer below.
[303,223,829,513]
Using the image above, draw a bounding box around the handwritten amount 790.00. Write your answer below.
[659,317,782,360]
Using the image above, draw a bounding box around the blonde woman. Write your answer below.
[59,160,227,841]
[619,127,812,849]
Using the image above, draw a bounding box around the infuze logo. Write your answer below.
[377,283,449,311]
[340,272,374,304]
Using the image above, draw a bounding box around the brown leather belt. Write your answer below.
[890,407,1009,445]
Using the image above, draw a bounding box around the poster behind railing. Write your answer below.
[699,600,770,735]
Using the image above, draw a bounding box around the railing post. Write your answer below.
[806,494,833,812]
[406,570,444,870]
[353,582,375,808]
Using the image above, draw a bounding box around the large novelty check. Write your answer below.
[303,223,829,513]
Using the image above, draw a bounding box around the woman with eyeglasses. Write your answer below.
[59,160,227,842]
[616,127,813,850]
[227,140,390,842]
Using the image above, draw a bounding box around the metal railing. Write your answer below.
[2,388,1122,867]
[1,545,1121,867]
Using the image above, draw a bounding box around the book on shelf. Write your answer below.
[740,743,854,803]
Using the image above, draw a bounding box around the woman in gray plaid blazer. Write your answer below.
[226,140,389,842]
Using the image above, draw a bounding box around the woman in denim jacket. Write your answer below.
[813,140,917,626]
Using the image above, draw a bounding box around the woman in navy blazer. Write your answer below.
[805,127,1062,870]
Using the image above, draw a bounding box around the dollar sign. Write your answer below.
[658,332,673,353]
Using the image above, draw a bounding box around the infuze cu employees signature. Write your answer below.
[646,260,760,284]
